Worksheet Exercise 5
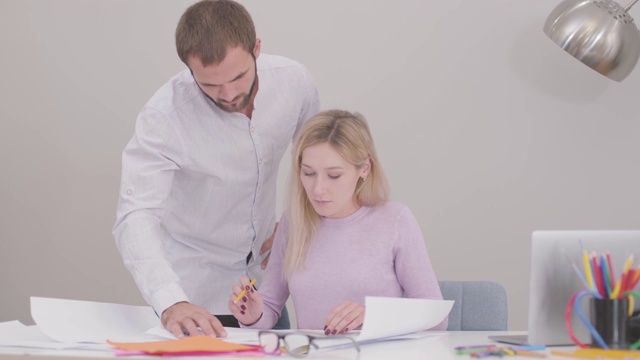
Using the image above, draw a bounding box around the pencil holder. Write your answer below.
[589,297,629,349]
[565,290,640,350]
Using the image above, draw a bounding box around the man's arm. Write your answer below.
[112,107,226,337]
[113,106,186,313]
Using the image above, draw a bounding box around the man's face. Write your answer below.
[188,44,259,113]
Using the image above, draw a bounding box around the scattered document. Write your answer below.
[30,297,162,343]
[0,295,451,354]
[357,296,452,342]
[0,321,111,351]
[145,325,261,345]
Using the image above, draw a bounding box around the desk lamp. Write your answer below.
[543,0,640,81]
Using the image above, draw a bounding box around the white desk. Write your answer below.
[0,331,580,360]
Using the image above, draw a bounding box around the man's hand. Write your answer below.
[259,222,278,269]
[161,302,227,338]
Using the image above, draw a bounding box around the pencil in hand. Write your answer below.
[234,278,256,304]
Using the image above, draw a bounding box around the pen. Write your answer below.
[234,278,256,304]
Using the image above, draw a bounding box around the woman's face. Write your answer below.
[299,142,370,219]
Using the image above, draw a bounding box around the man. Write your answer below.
[112,0,320,338]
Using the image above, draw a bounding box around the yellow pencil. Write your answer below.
[583,250,595,291]
[611,254,634,299]
[234,278,256,304]
[623,254,635,276]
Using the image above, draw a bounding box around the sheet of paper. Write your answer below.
[30,297,162,343]
[0,321,111,351]
[144,325,176,340]
[0,321,50,342]
[144,325,261,345]
[356,296,453,342]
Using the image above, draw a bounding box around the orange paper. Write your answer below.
[107,336,260,354]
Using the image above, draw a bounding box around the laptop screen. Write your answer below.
[526,230,640,346]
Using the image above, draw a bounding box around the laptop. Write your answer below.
[490,230,640,346]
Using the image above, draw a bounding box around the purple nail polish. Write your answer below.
[240,304,246,311]
[344,328,349,333]
[242,296,248,302]
[250,288,254,293]
[240,310,245,315]
[324,329,330,336]
[245,285,251,291]
[323,325,327,331]
[331,329,337,335]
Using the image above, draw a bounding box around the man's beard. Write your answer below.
[195,62,258,114]
[212,73,256,113]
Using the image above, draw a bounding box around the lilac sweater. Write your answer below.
[243,201,447,330]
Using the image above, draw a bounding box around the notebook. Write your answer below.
[490,230,640,346]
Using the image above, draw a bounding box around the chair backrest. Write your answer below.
[438,280,508,331]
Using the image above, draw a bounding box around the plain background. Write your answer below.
[1,0,639,331]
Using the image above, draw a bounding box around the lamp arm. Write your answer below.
[625,0,639,12]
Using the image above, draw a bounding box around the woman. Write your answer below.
[227,109,446,334]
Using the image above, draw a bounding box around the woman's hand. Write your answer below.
[227,276,264,326]
[324,301,365,335]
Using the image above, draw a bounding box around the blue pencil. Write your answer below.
[570,260,591,290]
[600,254,611,298]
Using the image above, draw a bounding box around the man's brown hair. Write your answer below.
[176,0,256,66]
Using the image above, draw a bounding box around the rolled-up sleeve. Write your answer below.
[112,106,189,315]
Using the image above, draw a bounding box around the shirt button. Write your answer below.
[250,126,255,133]
[258,158,263,165]
[126,189,133,196]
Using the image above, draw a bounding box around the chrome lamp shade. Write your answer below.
[543,0,640,81]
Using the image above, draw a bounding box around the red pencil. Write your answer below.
[592,255,604,297]
[618,272,628,298]
[606,252,616,290]
[623,269,636,293]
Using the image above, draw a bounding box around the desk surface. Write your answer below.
[0,331,577,360]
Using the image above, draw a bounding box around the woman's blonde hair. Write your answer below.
[283,109,390,279]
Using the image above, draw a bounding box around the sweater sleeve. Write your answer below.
[241,213,292,329]
[392,205,448,331]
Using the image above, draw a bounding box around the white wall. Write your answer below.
[1,0,639,331]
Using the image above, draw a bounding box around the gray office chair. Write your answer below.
[438,280,508,331]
